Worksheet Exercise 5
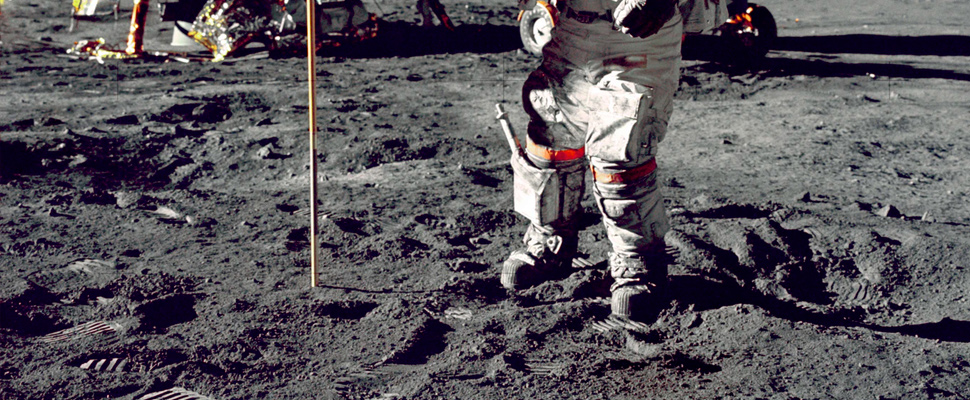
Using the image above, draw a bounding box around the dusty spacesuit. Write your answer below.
[501,0,689,322]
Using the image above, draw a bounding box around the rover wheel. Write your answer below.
[519,2,556,56]
[724,3,777,62]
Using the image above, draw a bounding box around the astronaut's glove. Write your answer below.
[612,0,676,38]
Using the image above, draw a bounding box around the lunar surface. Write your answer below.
[2,0,970,398]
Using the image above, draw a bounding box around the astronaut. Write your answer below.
[501,0,688,323]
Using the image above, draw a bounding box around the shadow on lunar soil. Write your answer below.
[326,22,522,58]
[775,34,970,57]
[683,34,970,81]
[676,275,970,344]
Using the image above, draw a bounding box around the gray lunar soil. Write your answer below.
[2,0,970,399]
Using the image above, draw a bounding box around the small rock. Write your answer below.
[79,188,114,205]
[121,249,142,257]
[668,207,687,217]
[114,191,146,208]
[469,236,491,246]
[256,145,275,159]
[173,124,207,137]
[186,216,216,227]
[68,154,88,168]
[192,103,232,123]
[106,114,140,125]
[625,334,662,358]
[450,261,489,273]
[256,144,291,160]
[846,201,869,211]
[47,207,75,219]
[876,204,901,218]
[683,313,703,330]
[689,194,715,208]
[796,191,812,202]
[40,117,65,126]
[12,118,35,129]
[153,206,182,220]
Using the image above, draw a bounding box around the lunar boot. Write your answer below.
[609,252,668,322]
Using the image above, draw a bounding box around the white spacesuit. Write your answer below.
[502,0,686,323]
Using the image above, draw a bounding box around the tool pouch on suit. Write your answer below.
[512,153,560,225]
[511,153,584,226]
[586,83,660,165]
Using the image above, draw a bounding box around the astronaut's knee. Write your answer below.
[591,159,669,251]
[522,71,564,125]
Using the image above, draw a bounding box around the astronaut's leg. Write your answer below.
[586,70,677,322]
[501,68,588,291]
[501,152,585,290]
[592,165,670,321]
[569,10,682,322]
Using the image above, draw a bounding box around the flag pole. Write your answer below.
[306,0,320,288]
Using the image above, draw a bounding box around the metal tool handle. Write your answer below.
[495,104,523,156]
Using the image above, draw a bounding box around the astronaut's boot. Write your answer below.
[501,224,578,290]
[609,252,668,323]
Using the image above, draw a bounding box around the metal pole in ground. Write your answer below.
[125,0,148,55]
[306,0,320,288]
